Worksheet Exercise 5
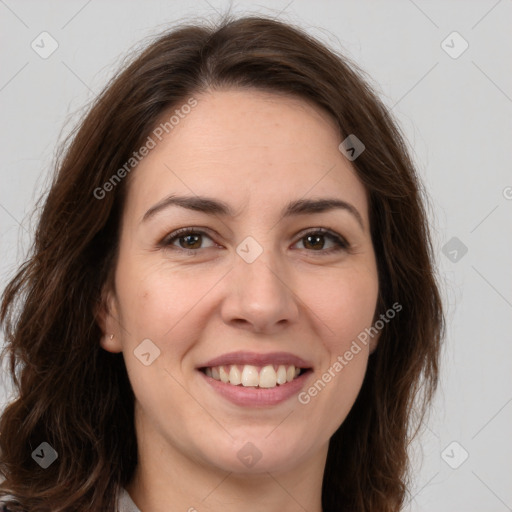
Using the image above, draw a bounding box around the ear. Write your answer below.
[95,285,123,354]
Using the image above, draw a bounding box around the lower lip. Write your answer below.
[198,370,312,406]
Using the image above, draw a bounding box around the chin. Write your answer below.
[195,429,313,474]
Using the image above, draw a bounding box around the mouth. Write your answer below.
[197,351,313,406]
[199,363,310,388]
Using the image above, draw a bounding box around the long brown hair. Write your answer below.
[0,15,444,511]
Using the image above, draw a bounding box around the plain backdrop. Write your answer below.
[1,1,511,511]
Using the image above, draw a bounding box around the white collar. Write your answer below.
[118,487,142,512]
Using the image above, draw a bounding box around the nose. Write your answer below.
[220,249,300,334]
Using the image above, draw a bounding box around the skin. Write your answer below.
[99,88,380,512]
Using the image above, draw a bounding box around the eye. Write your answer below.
[159,227,349,256]
[161,228,217,254]
[293,228,349,254]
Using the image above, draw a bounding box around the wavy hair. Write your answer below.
[0,15,444,511]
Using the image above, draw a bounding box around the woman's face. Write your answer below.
[101,88,379,476]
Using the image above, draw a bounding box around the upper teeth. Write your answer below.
[205,364,301,388]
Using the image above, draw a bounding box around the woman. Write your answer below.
[0,15,444,512]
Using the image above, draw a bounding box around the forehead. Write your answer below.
[125,88,368,222]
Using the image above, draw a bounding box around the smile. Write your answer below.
[197,351,313,406]
[201,364,305,388]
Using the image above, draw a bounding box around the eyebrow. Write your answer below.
[142,194,365,230]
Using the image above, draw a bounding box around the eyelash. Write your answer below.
[160,227,350,256]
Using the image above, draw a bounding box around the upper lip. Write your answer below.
[198,351,313,369]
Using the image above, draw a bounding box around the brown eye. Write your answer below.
[162,228,216,252]
[178,233,202,250]
[294,229,349,253]
[303,233,326,250]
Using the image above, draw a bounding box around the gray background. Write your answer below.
[1,1,511,510]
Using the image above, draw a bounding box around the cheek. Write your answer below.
[298,264,379,346]
[301,266,377,426]
[113,261,207,415]
[296,269,377,433]
[114,258,222,355]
